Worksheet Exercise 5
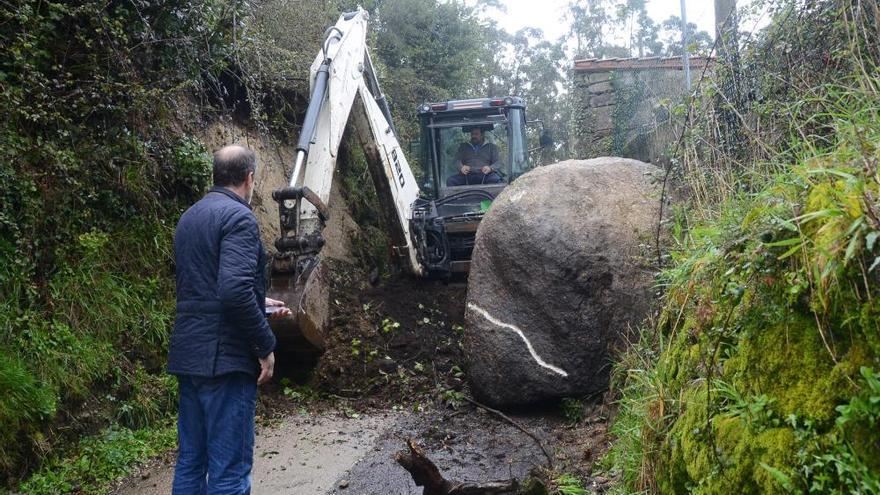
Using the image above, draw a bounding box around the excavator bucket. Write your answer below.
[267,256,330,352]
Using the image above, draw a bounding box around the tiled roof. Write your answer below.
[573,56,714,73]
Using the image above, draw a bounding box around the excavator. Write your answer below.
[268,8,543,351]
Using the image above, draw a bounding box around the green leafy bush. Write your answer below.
[607,99,880,492]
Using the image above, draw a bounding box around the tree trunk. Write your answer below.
[395,439,520,495]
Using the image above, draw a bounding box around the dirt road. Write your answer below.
[113,412,394,494]
[112,402,604,494]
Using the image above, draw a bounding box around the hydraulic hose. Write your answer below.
[296,60,330,155]
[362,52,397,137]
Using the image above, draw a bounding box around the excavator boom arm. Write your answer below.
[268,9,422,351]
[278,8,421,275]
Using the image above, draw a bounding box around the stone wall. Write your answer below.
[570,59,710,164]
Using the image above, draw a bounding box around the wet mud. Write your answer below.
[334,408,553,494]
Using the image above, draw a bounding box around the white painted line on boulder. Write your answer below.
[467,303,569,378]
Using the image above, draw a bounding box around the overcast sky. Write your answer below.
[481,0,718,43]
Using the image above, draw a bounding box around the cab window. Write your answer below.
[435,124,509,189]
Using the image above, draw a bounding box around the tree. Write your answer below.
[565,0,615,59]
[372,0,488,100]
[616,0,662,57]
[339,0,492,143]
[659,15,714,56]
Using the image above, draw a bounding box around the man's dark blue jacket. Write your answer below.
[168,187,276,377]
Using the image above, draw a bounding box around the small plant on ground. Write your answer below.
[381,317,401,333]
[553,474,590,495]
[441,388,466,409]
[561,398,585,425]
[279,379,320,404]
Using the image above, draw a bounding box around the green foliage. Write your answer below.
[369,0,500,148]
[0,0,255,485]
[658,15,713,57]
[607,145,880,492]
[617,123,880,491]
[382,317,401,333]
[522,473,590,495]
[0,353,58,467]
[280,378,321,404]
[602,2,880,492]
[565,0,616,58]
[553,474,590,495]
[489,27,568,160]
[167,137,213,203]
[373,0,487,99]
[601,327,666,493]
[0,220,180,480]
[565,0,712,59]
[714,379,779,431]
[20,423,176,495]
[236,0,338,134]
[441,388,466,409]
[610,71,645,155]
[337,139,392,270]
[115,366,178,430]
[800,367,880,495]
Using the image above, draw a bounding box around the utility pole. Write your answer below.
[680,0,691,90]
[714,0,740,155]
[715,0,738,60]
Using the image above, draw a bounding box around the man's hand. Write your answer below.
[481,165,492,175]
[460,165,471,175]
[265,297,292,320]
[258,352,275,385]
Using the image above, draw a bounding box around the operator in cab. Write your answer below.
[446,127,502,186]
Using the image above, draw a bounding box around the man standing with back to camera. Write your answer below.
[168,145,290,494]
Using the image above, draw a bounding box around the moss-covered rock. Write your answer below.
[726,314,859,424]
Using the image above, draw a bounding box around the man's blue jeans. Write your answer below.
[172,372,257,495]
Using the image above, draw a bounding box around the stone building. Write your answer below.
[570,56,712,164]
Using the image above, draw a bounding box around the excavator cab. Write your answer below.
[411,97,531,277]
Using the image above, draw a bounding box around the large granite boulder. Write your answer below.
[464,157,663,407]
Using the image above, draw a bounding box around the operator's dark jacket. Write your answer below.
[168,186,276,377]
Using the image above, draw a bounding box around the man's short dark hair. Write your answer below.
[213,146,257,187]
